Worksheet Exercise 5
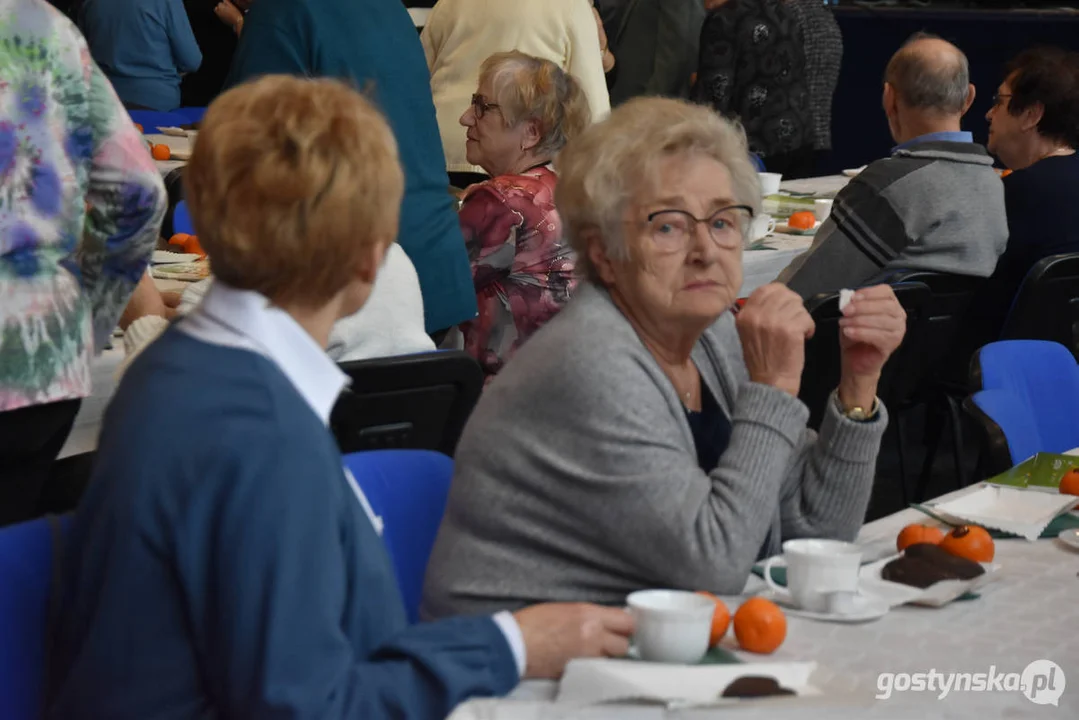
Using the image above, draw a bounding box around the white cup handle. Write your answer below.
[765,217,777,234]
[761,556,793,605]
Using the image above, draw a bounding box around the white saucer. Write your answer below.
[1058,528,1079,551]
[758,590,889,623]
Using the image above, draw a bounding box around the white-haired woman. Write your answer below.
[422,97,907,616]
[457,51,591,377]
[421,0,609,187]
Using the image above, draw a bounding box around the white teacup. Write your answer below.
[814,198,834,222]
[758,172,783,196]
[747,214,777,243]
[626,589,714,664]
[761,539,862,614]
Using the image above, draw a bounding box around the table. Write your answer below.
[741,234,812,297]
[739,174,849,296]
[58,277,190,460]
[450,484,1079,719]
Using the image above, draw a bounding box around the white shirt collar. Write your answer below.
[176,282,349,426]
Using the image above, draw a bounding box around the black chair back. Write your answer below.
[1000,253,1079,358]
[800,282,932,429]
[866,270,986,404]
[330,351,483,457]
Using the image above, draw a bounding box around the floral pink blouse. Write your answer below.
[458,165,576,377]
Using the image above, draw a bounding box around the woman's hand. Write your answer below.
[214,1,244,33]
[837,285,906,409]
[118,272,176,331]
[736,284,816,397]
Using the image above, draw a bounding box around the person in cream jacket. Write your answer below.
[421,0,610,182]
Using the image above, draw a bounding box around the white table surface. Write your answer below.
[450,484,1079,719]
[739,174,849,296]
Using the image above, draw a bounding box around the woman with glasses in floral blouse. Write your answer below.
[0,0,166,525]
[456,52,591,378]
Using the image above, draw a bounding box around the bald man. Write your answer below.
[779,34,1007,299]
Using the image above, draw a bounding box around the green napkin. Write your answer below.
[984,452,1079,491]
[910,504,1079,539]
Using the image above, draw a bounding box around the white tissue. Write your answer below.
[839,289,854,311]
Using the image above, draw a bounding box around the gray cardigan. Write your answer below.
[421,284,886,618]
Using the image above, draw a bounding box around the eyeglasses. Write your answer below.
[992,93,1012,108]
[640,205,755,253]
[471,94,501,119]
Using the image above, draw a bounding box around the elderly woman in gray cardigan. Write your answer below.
[422,97,906,617]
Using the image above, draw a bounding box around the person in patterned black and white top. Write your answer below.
[692,0,815,178]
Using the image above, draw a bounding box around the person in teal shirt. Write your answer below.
[226,0,478,335]
[78,0,202,111]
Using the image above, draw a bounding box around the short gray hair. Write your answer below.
[555,97,760,283]
[885,33,970,115]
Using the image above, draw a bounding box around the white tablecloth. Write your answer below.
[741,234,813,296]
[450,484,1079,719]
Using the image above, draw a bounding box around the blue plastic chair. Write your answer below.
[174,107,207,125]
[341,450,454,623]
[127,110,187,131]
[172,200,194,235]
[0,515,69,720]
[967,340,1079,470]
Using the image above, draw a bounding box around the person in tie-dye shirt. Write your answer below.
[0,0,166,525]
[457,52,592,377]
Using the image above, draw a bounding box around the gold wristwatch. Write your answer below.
[835,394,881,422]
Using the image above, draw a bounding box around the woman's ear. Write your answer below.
[1019,102,1045,133]
[584,227,618,286]
[521,119,542,152]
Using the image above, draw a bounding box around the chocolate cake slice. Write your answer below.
[721,676,797,698]
[881,542,985,589]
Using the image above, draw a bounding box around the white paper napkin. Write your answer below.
[555,658,818,708]
[927,485,1077,540]
[858,555,1001,608]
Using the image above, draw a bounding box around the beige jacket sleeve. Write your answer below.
[565,0,611,120]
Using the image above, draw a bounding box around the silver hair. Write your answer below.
[555,97,761,283]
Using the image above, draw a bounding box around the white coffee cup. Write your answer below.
[761,539,862,614]
[814,198,834,222]
[626,589,714,664]
[747,213,777,243]
[758,172,783,197]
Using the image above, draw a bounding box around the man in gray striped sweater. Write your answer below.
[779,34,1007,299]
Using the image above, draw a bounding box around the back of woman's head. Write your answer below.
[481,51,591,156]
[184,75,404,308]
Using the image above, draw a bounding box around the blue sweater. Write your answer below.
[47,329,517,719]
[224,0,478,333]
[79,0,202,111]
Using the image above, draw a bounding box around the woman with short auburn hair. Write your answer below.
[458,51,591,377]
[423,97,907,617]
